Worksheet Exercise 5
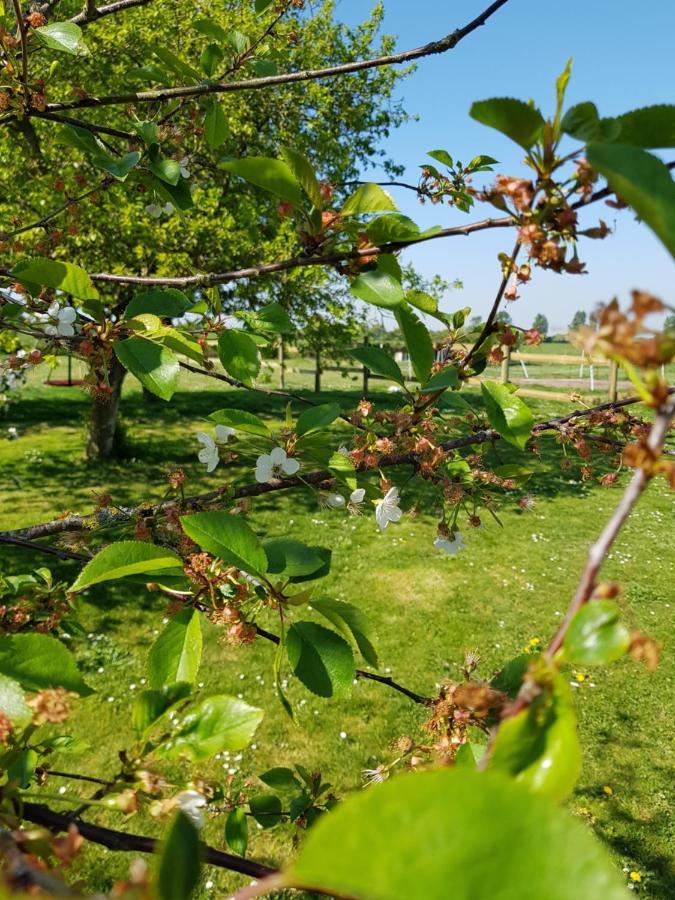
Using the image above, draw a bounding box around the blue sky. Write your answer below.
[330,0,675,331]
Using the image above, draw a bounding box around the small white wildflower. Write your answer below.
[7,426,18,440]
[255,446,300,482]
[375,486,402,531]
[339,731,347,740]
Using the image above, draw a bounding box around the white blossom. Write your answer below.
[196,432,219,472]
[214,424,235,443]
[179,156,191,178]
[45,302,77,337]
[375,486,402,531]
[434,532,465,555]
[7,427,18,439]
[255,446,300,483]
[350,488,365,507]
[175,789,207,829]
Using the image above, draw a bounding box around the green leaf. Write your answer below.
[280,146,322,208]
[225,807,248,856]
[296,402,341,436]
[259,767,301,794]
[34,22,87,56]
[219,157,303,205]
[605,104,675,148]
[311,598,378,668]
[180,511,268,579]
[366,213,422,244]
[255,0,276,12]
[0,674,31,727]
[285,770,627,900]
[394,303,434,383]
[0,634,91,695]
[481,381,534,449]
[406,289,438,316]
[132,683,192,734]
[349,346,405,386]
[250,301,293,334]
[249,793,282,828]
[124,289,191,320]
[264,539,325,578]
[561,102,603,142]
[148,609,203,689]
[157,813,201,900]
[200,42,224,77]
[204,100,229,149]
[194,18,227,42]
[491,655,530,699]
[208,408,270,437]
[286,622,354,699]
[421,366,459,392]
[489,677,582,803]
[114,337,180,400]
[70,541,183,592]
[341,183,398,216]
[427,149,454,168]
[162,695,263,762]
[11,258,98,300]
[586,143,675,257]
[350,268,404,309]
[6,749,38,789]
[135,121,160,146]
[554,58,573,134]
[98,151,142,181]
[454,742,486,769]
[226,30,249,55]
[217,330,260,384]
[154,47,200,82]
[148,156,181,186]
[470,98,545,150]
[153,174,193,211]
[563,600,630,665]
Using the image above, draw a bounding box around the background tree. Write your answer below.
[532,312,549,336]
[0,0,409,459]
[569,309,587,330]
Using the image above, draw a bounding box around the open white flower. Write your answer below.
[179,156,191,178]
[434,532,464,555]
[196,431,219,472]
[44,302,77,337]
[255,446,300,483]
[375,486,402,531]
[175,789,207,829]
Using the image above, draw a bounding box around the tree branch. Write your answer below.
[40,0,510,112]
[20,802,277,879]
[10,0,29,110]
[2,389,671,548]
[69,0,153,27]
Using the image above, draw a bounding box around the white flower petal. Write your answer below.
[205,450,219,472]
[282,456,300,475]
[196,432,215,450]
[215,424,235,442]
[269,446,287,466]
[59,307,77,324]
[44,324,57,336]
[255,460,273,483]
[57,323,75,336]
[47,301,59,318]
[350,488,365,504]
[383,486,400,505]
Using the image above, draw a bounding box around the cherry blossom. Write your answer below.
[255,447,300,483]
[45,302,77,337]
[375,486,402,531]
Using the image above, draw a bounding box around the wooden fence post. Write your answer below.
[608,359,618,402]
[500,345,512,384]
[314,349,321,394]
[362,334,370,394]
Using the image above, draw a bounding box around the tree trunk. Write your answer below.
[277,337,286,390]
[86,354,126,461]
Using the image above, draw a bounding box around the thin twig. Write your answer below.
[10,0,30,110]
[547,400,675,656]
[40,0,510,112]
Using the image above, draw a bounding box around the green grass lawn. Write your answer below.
[0,369,673,898]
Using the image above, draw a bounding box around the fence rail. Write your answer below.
[267,348,627,404]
